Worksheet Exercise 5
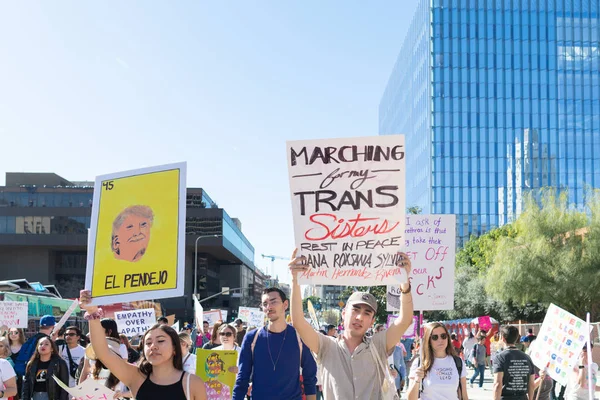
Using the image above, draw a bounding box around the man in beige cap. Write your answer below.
[289,250,414,400]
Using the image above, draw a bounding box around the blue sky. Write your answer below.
[0,1,419,283]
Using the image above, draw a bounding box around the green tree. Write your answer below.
[487,189,600,320]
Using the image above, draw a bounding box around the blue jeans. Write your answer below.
[470,364,486,387]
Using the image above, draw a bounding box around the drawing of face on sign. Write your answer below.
[111,205,154,262]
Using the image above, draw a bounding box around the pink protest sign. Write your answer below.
[387,315,418,338]
[478,316,492,331]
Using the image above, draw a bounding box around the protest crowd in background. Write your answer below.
[0,157,598,400]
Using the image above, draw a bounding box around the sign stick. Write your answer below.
[586,313,593,400]
[52,299,79,336]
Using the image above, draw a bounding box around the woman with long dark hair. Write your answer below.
[80,290,207,400]
[201,322,223,350]
[22,337,68,400]
[408,322,468,400]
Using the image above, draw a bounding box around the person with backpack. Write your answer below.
[408,322,468,400]
[232,287,317,400]
[22,337,69,400]
[469,335,487,388]
[14,316,56,379]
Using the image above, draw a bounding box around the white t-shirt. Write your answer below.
[565,363,598,400]
[0,358,16,389]
[409,355,466,400]
[60,345,86,387]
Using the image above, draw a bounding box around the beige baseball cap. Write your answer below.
[346,292,378,313]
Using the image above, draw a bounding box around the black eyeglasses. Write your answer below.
[431,333,448,341]
[65,333,78,337]
[219,332,233,337]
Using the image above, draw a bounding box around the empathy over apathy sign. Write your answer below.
[115,308,156,336]
[287,136,406,285]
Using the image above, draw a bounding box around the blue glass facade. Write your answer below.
[380,0,600,243]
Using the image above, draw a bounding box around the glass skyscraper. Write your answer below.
[380,0,600,243]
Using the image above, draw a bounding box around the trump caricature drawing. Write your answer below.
[111,205,154,262]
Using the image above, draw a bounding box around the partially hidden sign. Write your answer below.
[478,316,492,331]
[387,214,456,311]
[287,136,406,285]
[114,308,156,336]
[528,304,589,386]
[0,302,28,328]
[204,310,223,327]
[85,163,187,305]
[386,315,418,338]
[237,307,264,327]
[196,349,238,400]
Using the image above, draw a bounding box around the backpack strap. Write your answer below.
[250,327,263,358]
[452,355,463,399]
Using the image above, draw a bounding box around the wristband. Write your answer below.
[400,283,412,294]
[579,365,585,369]
[84,308,105,321]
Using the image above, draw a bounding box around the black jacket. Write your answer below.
[22,355,69,400]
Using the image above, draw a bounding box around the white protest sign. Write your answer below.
[238,307,264,327]
[387,214,456,311]
[114,308,156,336]
[171,321,180,332]
[220,310,228,323]
[52,299,80,335]
[287,135,406,286]
[193,295,203,330]
[53,375,115,400]
[529,303,590,386]
[204,310,223,327]
[0,301,28,328]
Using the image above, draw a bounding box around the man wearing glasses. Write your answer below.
[233,287,317,400]
[59,326,85,387]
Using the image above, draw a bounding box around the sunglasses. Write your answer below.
[431,333,448,341]
[219,332,233,337]
[65,333,78,337]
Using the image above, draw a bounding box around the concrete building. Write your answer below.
[0,172,258,322]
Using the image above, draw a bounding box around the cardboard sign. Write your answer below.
[387,214,456,311]
[528,304,590,385]
[194,296,203,329]
[478,316,492,331]
[237,307,264,327]
[287,135,406,286]
[0,301,28,328]
[114,308,156,336]
[196,349,238,400]
[53,376,115,400]
[386,315,418,338]
[85,163,187,305]
[204,310,223,327]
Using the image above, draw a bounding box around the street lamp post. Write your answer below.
[194,234,221,297]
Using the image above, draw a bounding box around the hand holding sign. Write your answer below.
[79,290,98,314]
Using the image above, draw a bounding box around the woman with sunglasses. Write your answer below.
[6,329,24,400]
[212,324,240,352]
[408,322,468,400]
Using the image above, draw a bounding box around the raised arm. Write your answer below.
[289,249,320,354]
[386,252,414,352]
[79,290,144,392]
